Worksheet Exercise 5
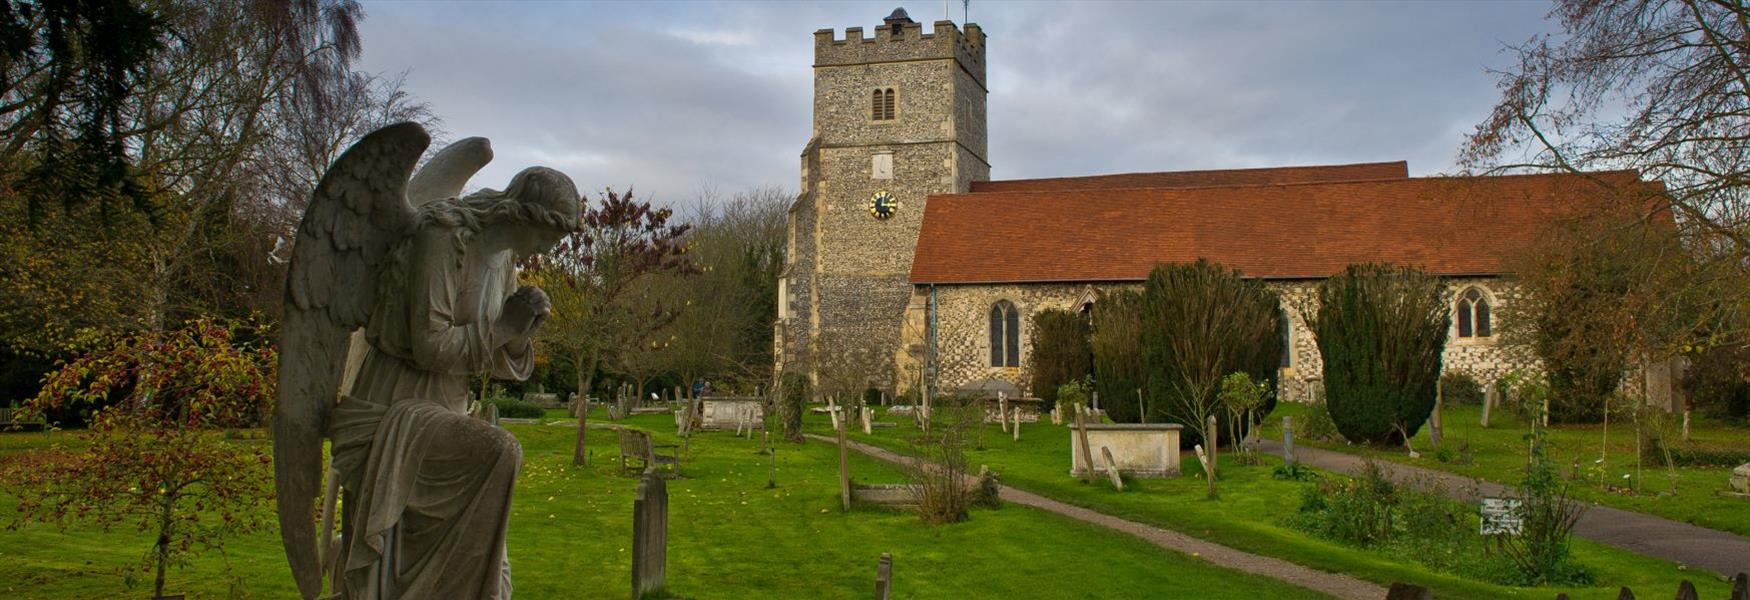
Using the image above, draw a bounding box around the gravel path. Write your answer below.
[808,434,1386,600]
[1260,440,1750,577]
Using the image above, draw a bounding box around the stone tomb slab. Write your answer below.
[1069,423,1182,478]
[698,397,763,431]
[982,397,1045,424]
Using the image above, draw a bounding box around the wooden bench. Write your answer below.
[617,429,679,477]
[0,406,46,431]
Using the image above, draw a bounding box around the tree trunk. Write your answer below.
[573,351,599,466]
[154,490,175,597]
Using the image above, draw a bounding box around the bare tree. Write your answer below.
[1461,0,1750,354]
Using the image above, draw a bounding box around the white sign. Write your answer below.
[1479,498,1523,535]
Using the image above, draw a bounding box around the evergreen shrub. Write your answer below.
[1304,264,1448,445]
[1090,290,1145,423]
[1137,260,1282,446]
[1028,309,1091,405]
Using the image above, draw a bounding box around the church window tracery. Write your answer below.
[989,300,1020,367]
[1456,287,1492,338]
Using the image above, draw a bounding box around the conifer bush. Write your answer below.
[1136,260,1282,445]
[1304,264,1449,445]
[1028,309,1091,405]
[1090,290,1144,422]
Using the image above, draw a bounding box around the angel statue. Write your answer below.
[273,122,578,599]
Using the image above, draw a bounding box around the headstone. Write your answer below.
[1481,383,1497,427]
[1675,580,1699,600]
[1074,405,1095,483]
[1100,446,1124,491]
[1282,416,1296,465]
[873,553,893,600]
[1732,463,1750,495]
[1429,383,1444,446]
[632,469,668,599]
[998,392,1009,433]
[1011,408,1020,442]
[862,407,873,435]
[1730,571,1748,600]
[1384,582,1432,600]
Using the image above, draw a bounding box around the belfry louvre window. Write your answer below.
[872,88,896,121]
[1456,287,1492,338]
[989,300,1020,367]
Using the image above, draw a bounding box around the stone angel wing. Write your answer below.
[274,122,430,599]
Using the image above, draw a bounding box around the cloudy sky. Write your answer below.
[355,1,1559,209]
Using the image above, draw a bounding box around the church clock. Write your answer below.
[868,190,899,220]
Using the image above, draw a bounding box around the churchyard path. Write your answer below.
[1258,440,1750,576]
[808,434,1387,600]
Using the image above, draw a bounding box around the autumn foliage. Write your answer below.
[5,318,277,596]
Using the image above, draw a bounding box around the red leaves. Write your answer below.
[23,317,278,431]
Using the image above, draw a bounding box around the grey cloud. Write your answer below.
[357,1,1558,210]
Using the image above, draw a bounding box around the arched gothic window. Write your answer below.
[1278,308,1293,368]
[1456,287,1492,338]
[989,300,1020,367]
[872,88,896,121]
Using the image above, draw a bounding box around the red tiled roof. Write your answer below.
[911,171,1658,284]
[968,161,1409,193]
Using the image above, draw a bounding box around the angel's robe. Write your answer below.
[329,223,534,600]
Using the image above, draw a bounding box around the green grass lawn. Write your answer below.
[0,410,1329,599]
[1260,402,1750,537]
[824,408,1736,600]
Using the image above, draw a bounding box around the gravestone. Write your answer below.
[873,553,893,600]
[1100,446,1124,491]
[1073,405,1095,483]
[1481,383,1497,427]
[1732,463,1750,495]
[1731,571,1747,600]
[632,468,668,599]
[1384,582,1432,600]
[1282,416,1296,466]
[1675,580,1699,600]
[1069,423,1182,477]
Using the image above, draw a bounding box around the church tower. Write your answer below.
[777,9,988,392]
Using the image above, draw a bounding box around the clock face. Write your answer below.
[868,190,898,220]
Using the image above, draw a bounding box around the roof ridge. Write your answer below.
[974,160,1410,187]
[939,169,1645,199]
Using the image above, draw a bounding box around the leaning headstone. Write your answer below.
[873,553,893,600]
[1384,582,1432,600]
[632,469,668,599]
[1100,446,1124,491]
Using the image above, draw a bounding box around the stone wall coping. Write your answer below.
[1084,423,1183,431]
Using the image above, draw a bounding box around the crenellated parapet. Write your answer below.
[814,20,986,87]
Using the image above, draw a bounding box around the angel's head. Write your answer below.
[455,167,581,255]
